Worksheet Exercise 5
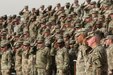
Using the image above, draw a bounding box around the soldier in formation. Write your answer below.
[0,0,113,75]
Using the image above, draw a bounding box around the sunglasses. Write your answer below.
[1,46,5,48]
[57,43,62,44]
[37,42,43,44]
[23,45,29,47]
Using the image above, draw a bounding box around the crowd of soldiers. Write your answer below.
[0,0,113,75]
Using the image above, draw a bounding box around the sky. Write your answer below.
[0,0,97,16]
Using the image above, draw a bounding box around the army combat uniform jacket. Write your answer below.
[86,45,107,75]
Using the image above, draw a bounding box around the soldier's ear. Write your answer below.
[95,36,101,42]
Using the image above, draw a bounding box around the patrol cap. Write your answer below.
[55,25,60,29]
[25,5,28,9]
[49,16,55,21]
[75,19,81,23]
[1,40,9,47]
[94,30,104,39]
[69,40,75,45]
[37,39,44,43]
[37,36,44,43]
[15,32,21,36]
[97,28,106,33]
[57,39,64,43]
[65,20,71,24]
[17,39,23,44]
[75,28,88,37]
[86,32,94,39]
[95,21,101,25]
[45,41,51,46]
[8,16,12,20]
[103,2,111,7]
[23,41,30,46]
[86,30,104,39]
[66,2,70,5]
[60,13,65,17]
[57,3,60,6]
[44,28,50,33]
[91,11,98,14]
[48,5,52,8]
[75,23,81,28]
[23,28,29,34]
[90,1,96,5]
[14,42,22,48]
[74,0,78,2]
[63,32,70,37]
[40,5,44,8]
[1,42,7,48]
[1,32,7,36]
[67,14,72,18]
[84,14,90,19]
[103,3,109,7]
[70,12,77,16]
[109,10,113,15]
[105,35,113,40]
[55,34,63,40]
[1,28,7,32]
[98,15,104,19]
[55,29,61,33]
[46,22,51,26]
[40,19,46,24]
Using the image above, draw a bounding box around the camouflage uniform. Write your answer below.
[1,41,12,75]
[0,51,2,75]
[55,39,69,75]
[15,47,22,75]
[22,41,35,75]
[29,20,38,38]
[27,50,36,75]
[68,40,76,75]
[108,19,113,34]
[75,28,91,75]
[106,44,113,74]
[20,6,30,20]
[65,3,71,15]
[22,49,29,75]
[108,10,113,31]
[76,44,90,75]
[86,45,107,75]
[36,39,50,75]
[106,35,113,74]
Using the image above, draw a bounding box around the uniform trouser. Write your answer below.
[36,68,47,75]
[28,67,36,75]
[22,68,29,75]
[0,71,1,75]
[56,69,68,75]
[22,66,36,75]
[0,70,1,75]
[76,66,86,75]
[86,69,107,75]
[0,67,1,75]
[1,69,10,75]
[69,63,74,75]
[76,71,86,75]
[16,70,22,75]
